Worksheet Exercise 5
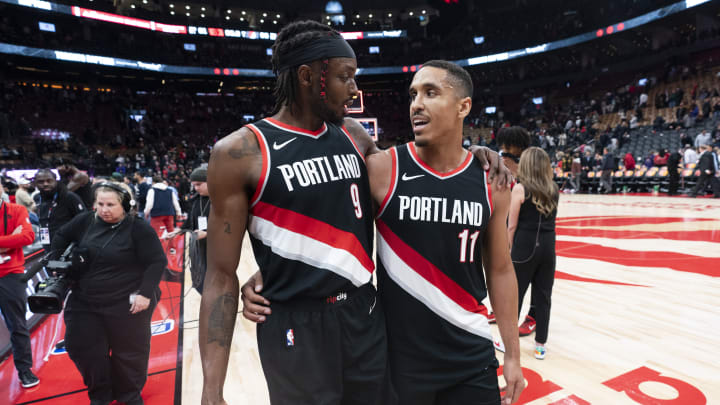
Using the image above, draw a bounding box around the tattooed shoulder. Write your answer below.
[227,130,260,160]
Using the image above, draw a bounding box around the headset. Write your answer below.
[94,182,136,213]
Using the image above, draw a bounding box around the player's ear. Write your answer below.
[297,64,314,89]
[458,96,472,119]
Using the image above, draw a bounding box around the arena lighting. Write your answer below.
[0,0,711,77]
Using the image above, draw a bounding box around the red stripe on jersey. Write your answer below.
[376,219,487,316]
[246,124,270,208]
[341,125,366,161]
[408,142,473,178]
[376,147,398,218]
[252,201,375,273]
[264,117,327,137]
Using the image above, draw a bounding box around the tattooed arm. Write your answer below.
[200,128,261,405]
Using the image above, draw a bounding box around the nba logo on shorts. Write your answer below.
[286,329,295,347]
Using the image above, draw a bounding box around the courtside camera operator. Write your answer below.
[0,190,39,388]
[49,182,166,405]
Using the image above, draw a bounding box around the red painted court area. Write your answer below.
[0,277,183,405]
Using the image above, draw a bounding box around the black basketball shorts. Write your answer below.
[257,283,395,405]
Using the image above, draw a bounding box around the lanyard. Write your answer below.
[199,196,209,217]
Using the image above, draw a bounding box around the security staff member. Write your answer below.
[33,169,86,248]
[51,183,166,405]
[167,167,209,293]
[0,197,39,388]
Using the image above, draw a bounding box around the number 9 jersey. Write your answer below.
[376,142,496,385]
[246,118,375,302]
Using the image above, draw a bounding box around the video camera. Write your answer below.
[27,243,89,314]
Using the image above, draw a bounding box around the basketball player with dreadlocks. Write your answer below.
[199,21,510,405]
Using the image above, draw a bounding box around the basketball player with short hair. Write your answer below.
[201,21,510,405]
[367,60,524,404]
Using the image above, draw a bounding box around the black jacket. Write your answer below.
[697,151,716,175]
[35,183,86,244]
[51,212,167,314]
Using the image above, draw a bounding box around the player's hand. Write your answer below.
[469,146,512,188]
[130,294,151,314]
[12,225,23,235]
[500,358,525,404]
[241,271,271,323]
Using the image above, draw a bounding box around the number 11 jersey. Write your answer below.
[246,118,375,302]
[376,142,496,377]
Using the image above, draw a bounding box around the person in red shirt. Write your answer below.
[0,195,39,388]
[624,152,636,170]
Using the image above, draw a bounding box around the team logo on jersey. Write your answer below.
[286,329,295,346]
[272,138,297,150]
[401,173,424,181]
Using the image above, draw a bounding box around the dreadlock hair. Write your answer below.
[270,20,339,115]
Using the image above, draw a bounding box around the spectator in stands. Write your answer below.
[600,148,615,193]
[34,169,86,249]
[681,132,693,147]
[684,145,699,165]
[624,152,636,171]
[14,176,36,222]
[653,150,669,167]
[695,129,712,148]
[51,183,166,405]
[667,148,683,196]
[57,164,93,208]
[144,175,181,236]
[0,189,38,389]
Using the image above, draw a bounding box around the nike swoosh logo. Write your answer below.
[401,173,425,181]
[273,138,297,150]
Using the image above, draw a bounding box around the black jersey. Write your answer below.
[246,118,375,301]
[376,142,495,373]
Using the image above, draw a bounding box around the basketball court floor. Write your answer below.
[3,193,719,404]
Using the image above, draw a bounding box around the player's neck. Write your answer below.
[273,106,325,132]
[414,136,467,174]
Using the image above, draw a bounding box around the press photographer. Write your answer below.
[49,182,166,405]
[0,197,39,388]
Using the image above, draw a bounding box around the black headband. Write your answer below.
[276,35,356,73]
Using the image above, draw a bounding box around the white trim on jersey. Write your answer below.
[246,124,272,209]
[483,169,493,217]
[249,215,373,287]
[377,233,493,342]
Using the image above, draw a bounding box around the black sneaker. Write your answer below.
[19,369,39,388]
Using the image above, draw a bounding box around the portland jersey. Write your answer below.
[376,142,495,373]
[246,118,375,301]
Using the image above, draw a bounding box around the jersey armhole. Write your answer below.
[376,147,398,218]
[484,170,494,217]
[341,125,366,162]
[246,124,271,209]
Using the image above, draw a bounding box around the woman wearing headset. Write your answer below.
[50,183,167,405]
[507,147,559,360]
